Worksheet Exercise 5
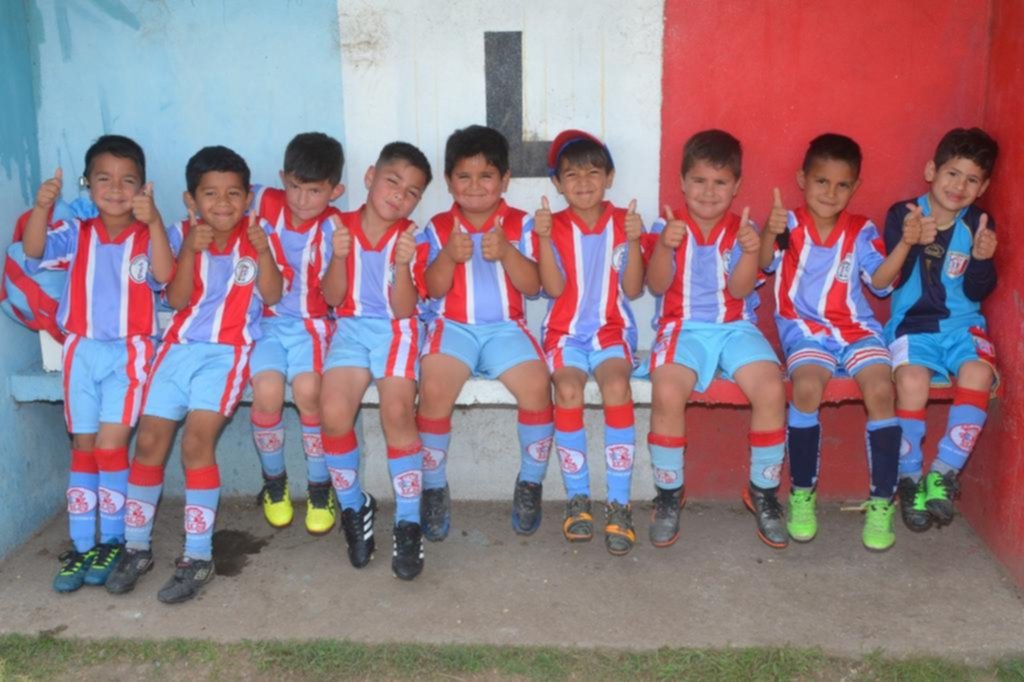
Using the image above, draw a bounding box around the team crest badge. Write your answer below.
[946,251,970,278]
[234,257,258,285]
[184,504,215,534]
[393,471,422,498]
[836,254,854,283]
[98,487,126,514]
[762,463,783,482]
[329,467,357,490]
[655,468,678,485]
[128,255,150,283]
[606,444,634,471]
[124,500,155,528]
[527,437,553,463]
[66,487,96,514]
[558,447,586,474]
[254,431,283,453]
[302,433,324,457]
[950,424,982,453]
[611,243,628,273]
[422,446,447,471]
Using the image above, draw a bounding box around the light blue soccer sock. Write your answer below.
[866,418,901,499]
[555,407,590,499]
[417,414,451,490]
[517,407,555,484]
[786,405,821,488]
[388,441,424,524]
[95,447,129,544]
[124,460,164,552]
[933,387,989,474]
[183,465,220,561]
[648,433,686,491]
[604,402,636,504]
[251,411,286,478]
[67,449,98,553]
[750,428,786,489]
[323,430,363,511]
[299,415,330,485]
[896,409,926,481]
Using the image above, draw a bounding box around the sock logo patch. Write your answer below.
[654,468,678,485]
[605,444,634,471]
[393,471,422,498]
[422,446,446,470]
[899,437,913,457]
[762,464,783,482]
[950,424,981,452]
[557,447,585,474]
[98,487,126,514]
[526,437,553,462]
[328,467,358,490]
[255,431,284,453]
[302,434,324,457]
[184,505,216,535]
[66,487,97,514]
[124,500,156,528]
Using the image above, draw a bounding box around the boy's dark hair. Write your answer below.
[681,129,742,178]
[284,132,345,185]
[445,125,510,177]
[802,133,862,178]
[185,146,251,195]
[377,141,432,187]
[934,127,999,177]
[84,134,146,184]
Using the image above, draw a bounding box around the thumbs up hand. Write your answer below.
[660,205,686,249]
[394,225,417,265]
[186,208,214,252]
[132,182,162,226]
[736,206,759,254]
[624,199,643,242]
[481,216,508,262]
[766,188,788,236]
[534,196,553,239]
[972,213,997,260]
[35,168,63,211]
[445,216,474,263]
[247,213,270,254]
[331,216,351,260]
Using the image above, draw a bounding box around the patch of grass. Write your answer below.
[1,634,1022,681]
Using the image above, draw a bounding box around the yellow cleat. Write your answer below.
[260,476,294,529]
[305,482,337,535]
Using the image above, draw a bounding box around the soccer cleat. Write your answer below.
[862,498,897,552]
[787,488,818,543]
[924,470,959,526]
[340,492,377,568]
[511,479,543,536]
[421,485,451,542]
[897,477,933,532]
[562,494,594,542]
[305,482,337,535]
[259,475,294,529]
[157,556,215,604]
[83,541,123,586]
[392,521,424,581]
[649,486,685,548]
[105,548,154,594]
[604,501,637,556]
[53,548,97,593]
[743,483,789,548]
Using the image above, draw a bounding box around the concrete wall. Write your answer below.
[0,0,78,558]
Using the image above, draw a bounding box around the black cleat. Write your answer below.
[157,556,215,604]
[897,477,933,532]
[392,521,424,581]
[421,485,451,542]
[105,548,154,595]
[511,478,543,535]
[743,483,789,548]
[649,485,685,548]
[341,492,377,568]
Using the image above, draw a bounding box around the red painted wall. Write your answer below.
[959,0,1024,584]
[658,0,993,500]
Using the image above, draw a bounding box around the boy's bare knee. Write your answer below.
[600,376,632,406]
[554,381,583,407]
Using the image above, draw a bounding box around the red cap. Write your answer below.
[546,129,613,176]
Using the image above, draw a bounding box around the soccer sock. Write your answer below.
[604,402,636,505]
[388,441,424,524]
[866,418,901,499]
[300,415,330,485]
[750,428,786,490]
[67,448,98,553]
[787,405,821,489]
[933,387,989,474]
[94,447,129,544]
[251,410,286,479]
[323,430,362,511]
[555,406,590,499]
[183,465,220,561]
[648,433,686,491]
[896,409,926,481]
[417,414,450,491]
[517,407,554,484]
[124,461,164,552]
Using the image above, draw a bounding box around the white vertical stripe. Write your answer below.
[715,233,727,324]
[569,224,585,336]
[84,230,97,338]
[789,237,814,339]
[118,234,132,338]
[351,241,363,316]
[178,253,207,341]
[384,235,397,320]
[818,233,844,342]
[596,227,612,335]
[681,232,694,321]
[494,253,511,322]
[464,246,476,324]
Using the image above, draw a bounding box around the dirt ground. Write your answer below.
[1,497,1022,662]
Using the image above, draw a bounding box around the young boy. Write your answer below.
[535,130,644,556]
[22,135,174,592]
[416,125,553,541]
[643,129,788,549]
[884,128,998,531]
[105,146,288,603]
[248,132,345,535]
[760,133,912,551]
[319,142,431,580]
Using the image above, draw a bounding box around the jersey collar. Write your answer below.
[451,200,507,233]
[352,204,411,251]
[566,201,614,234]
[795,206,851,248]
[92,217,147,245]
[678,206,736,245]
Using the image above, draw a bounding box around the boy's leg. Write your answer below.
[292,371,334,534]
[552,365,593,542]
[67,433,99,554]
[321,366,372,513]
[893,364,934,531]
[594,355,637,556]
[648,363,697,548]
[853,362,900,551]
[250,370,292,528]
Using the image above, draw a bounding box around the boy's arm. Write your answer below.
[884,202,928,289]
[424,221,469,299]
[166,213,208,310]
[248,215,284,306]
[870,217,914,290]
[965,212,997,301]
[535,198,565,297]
[621,200,645,299]
[390,226,420,319]
[485,216,540,296]
[726,208,760,298]
[322,215,350,308]
[759,190,788,270]
[647,209,683,295]
[23,168,63,259]
[132,182,174,284]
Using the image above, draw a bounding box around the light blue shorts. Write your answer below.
[544,329,636,376]
[62,334,155,433]
[639,320,779,393]
[325,316,422,381]
[250,316,333,382]
[785,334,890,378]
[889,327,997,387]
[423,318,544,379]
[142,342,252,420]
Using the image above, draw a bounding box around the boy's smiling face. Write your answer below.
[364,160,427,224]
[925,156,990,218]
[681,159,741,227]
[87,153,144,223]
[280,171,344,223]
[186,171,252,233]
[798,157,860,226]
[446,154,509,220]
[552,160,614,215]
